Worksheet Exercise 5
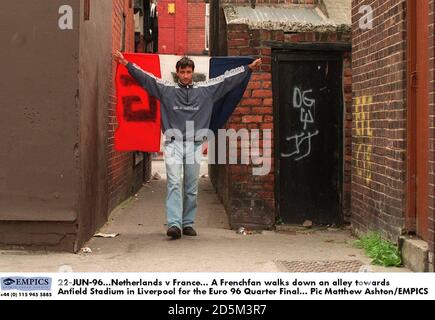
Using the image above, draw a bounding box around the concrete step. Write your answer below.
[399,237,430,272]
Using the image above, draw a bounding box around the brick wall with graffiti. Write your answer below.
[351,0,408,241]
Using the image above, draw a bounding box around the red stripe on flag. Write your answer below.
[115,53,162,152]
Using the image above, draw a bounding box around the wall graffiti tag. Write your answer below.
[293,87,315,130]
[282,130,320,161]
[355,96,373,185]
[281,87,319,161]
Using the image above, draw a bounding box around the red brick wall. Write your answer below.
[158,0,188,54]
[108,0,135,212]
[157,0,206,55]
[429,0,435,270]
[158,0,176,53]
[351,0,408,241]
[210,22,352,229]
[188,0,207,55]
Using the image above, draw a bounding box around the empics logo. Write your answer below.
[1,277,52,291]
[2,278,15,286]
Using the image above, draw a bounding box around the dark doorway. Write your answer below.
[273,50,343,225]
[134,0,158,53]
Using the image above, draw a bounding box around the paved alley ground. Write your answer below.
[0,160,410,273]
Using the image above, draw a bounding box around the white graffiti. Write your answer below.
[293,87,315,108]
[281,130,319,161]
[282,87,319,161]
[293,87,316,130]
[299,108,314,130]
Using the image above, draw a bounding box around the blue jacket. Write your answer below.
[127,62,251,141]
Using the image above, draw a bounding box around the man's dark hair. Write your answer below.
[176,57,195,71]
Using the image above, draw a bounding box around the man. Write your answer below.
[114,51,261,239]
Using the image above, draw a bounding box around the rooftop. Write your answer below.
[223,0,351,33]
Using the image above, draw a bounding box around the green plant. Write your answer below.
[275,217,284,225]
[355,232,402,267]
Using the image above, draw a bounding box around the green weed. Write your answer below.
[275,217,284,225]
[355,232,402,267]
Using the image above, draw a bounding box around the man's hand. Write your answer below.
[248,58,262,71]
[113,50,128,66]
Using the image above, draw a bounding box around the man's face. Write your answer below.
[177,67,194,85]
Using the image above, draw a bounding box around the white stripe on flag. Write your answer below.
[158,54,211,82]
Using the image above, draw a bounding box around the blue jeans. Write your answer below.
[164,140,203,229]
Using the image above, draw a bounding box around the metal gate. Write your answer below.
[273,50,343,225]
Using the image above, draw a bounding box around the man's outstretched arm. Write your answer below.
[114,50,129,67]
[113,50,171,100]
[248,58,262,71]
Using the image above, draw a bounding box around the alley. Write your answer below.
[0,160,409,273]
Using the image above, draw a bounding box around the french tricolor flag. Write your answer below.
[115,53,253,152]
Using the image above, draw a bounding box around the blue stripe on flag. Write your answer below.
[209,56,254,134]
